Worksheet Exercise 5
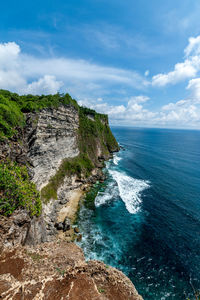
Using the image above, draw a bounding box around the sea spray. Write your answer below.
[108,169,150,214]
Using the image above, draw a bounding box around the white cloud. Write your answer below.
[80,89,200,128]
[79,95,156,125]
[152,58,199,86]
[184,36,200,57]
[159,100,199,125]
[145,70,149,76]
[0,42,148,97]
[186,78,200,101]
[1,41,200,128]
[152,35,200,87]
[20,75,63,95]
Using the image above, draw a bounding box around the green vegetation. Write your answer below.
[98,287,106,293]
[55,267,65,276]
[0,95,24,139]
[41,154,94,202]
[82,180,107,210]
[0,89,118,157]
[0,160,41,216]
[83,181,102,210]
[0,89,118,216]
[0,89,78,139]
[78,106,119,163]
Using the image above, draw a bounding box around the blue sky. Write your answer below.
[1,0,200,128]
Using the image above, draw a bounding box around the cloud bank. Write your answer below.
[1,38,200,128]
[0,42,148,97]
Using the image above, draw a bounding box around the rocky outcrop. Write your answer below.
[0,103,144,299]
[0,210,47,248]
[0,104,117,246]
[0,241,143,300]
[26,106,80,190]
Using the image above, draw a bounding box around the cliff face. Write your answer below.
[0,103,120,247]
[26,106,80,190]
[0,99,143,300]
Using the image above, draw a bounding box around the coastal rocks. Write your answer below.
[63,217,71,231]
[0,241,143,300]
[55,217,71,232]
[74,226,79,233]
[55,222,64,230]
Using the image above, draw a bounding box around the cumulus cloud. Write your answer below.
[152,35,200,87]
[184,36,200,57]
[79,95,156,125]
[0,41,148,96]
[20,75,63,95]
[186,78,200,101]
[159,99,199,125]
[1,41,200,128]
[80,87,200,128]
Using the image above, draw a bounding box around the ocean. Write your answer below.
[77,127,200,299]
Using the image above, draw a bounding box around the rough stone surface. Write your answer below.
[0,105,144,299]
[26,106,79,190]
[0,241,143,300]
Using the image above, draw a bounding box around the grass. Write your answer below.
[41,154,94,202]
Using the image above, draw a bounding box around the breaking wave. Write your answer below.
[109,170,150,214]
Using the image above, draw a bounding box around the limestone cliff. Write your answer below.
[0,92,143,300]
[0,102,119,245]
[26,106,80,190]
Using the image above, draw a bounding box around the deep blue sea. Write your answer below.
[77,127,200,300]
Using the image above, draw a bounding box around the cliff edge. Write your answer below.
[0,90,143,300]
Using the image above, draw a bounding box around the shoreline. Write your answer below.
[56,186,86,241]
[55,156,113,243]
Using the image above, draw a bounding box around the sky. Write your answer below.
[1,0,200,128]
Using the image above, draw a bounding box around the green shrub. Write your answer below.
[41,154,94,202]
[0,160,41,216]
[0,95,24,138]
[0,90,79,139]
[78,106,119,163]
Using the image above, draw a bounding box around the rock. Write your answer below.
[63,217,71,232]
[26,106,80,190]
[76,234,82,242]
[0,242,143,300]
[25,216,48,246]
[55,222,63,230]
[74,227,79,233]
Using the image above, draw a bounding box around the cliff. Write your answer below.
[0,90,143,299]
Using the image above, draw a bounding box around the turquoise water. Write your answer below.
[77,127,200,299]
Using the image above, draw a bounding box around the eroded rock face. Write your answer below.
[26,106,80,190]
[0,241,143,300]
[0,210,48,249]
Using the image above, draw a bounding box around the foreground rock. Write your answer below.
[0,241,143,300]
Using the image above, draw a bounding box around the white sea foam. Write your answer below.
[95,181,118,207]
[109,170,150,214]
[113,154,122,165]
